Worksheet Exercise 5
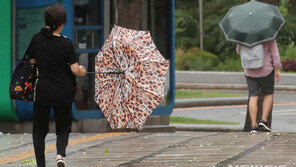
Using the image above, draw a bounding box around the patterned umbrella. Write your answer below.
[94,25,169,130]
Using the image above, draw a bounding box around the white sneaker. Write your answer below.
[56,155,65,167]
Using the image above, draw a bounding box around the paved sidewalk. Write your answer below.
[0,132,295,167]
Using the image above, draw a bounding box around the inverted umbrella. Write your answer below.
[219,0,285,47]
[94,25,169,130]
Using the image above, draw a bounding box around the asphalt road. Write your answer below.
[172,91,296,132]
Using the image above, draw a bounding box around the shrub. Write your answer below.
[175,47,218,71]
[281,59,296,71]
[279,44,296,61]
[175,48,186,70]
[216,57,243,72]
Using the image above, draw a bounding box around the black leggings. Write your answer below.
[33,101,72,167]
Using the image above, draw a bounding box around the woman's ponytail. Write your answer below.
[41,26,53,38]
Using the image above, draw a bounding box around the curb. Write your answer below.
[176,83,296,91]
[175,71,296,87]
[170,124,243,132]
[174,97,248,108]
[176,83,247,90]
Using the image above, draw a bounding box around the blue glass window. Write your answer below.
[73,0,103,110]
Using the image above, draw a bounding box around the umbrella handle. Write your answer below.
[86,71,125,74]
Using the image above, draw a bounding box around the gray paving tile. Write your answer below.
[1,132,296,167]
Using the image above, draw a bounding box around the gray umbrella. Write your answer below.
[219,0,285,47]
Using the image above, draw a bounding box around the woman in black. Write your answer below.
[28,6,86,167]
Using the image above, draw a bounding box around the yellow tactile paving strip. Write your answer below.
[0,132,128,165]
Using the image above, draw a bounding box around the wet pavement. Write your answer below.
[0,131,296,167]
[172,90,296,132]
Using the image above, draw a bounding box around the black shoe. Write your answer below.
[259,119,271,132]
[250,126,258,133]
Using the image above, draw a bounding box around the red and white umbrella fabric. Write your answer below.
[94,25,169,130]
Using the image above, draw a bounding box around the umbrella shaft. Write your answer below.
[87,71,125,74]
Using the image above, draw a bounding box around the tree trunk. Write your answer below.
[116,0,143,30]
[258,0,280,6]
[244,93,273,132]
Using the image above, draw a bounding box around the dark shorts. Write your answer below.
[245,71,275,97]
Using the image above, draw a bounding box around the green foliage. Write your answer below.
[277,1,296,45]
[175,47,243,71]
[175,47,218,71]
[175,0,296,72]
[175,0,250,62]
[216,57,243,72]
[175,9,198,49]
[279,44,296,60]
[202,0,249,59]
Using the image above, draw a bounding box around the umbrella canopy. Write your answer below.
[94,25,169,130]
[219,0,285,47]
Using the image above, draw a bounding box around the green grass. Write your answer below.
[282,71,296,74]
[170,116,240,125]
[175,90,244,99]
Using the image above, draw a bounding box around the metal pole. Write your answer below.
[103,0,110,41]
[199,0,203,50]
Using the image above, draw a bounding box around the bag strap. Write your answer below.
[22,45,31,61]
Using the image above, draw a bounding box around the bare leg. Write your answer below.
[261,94,273,121]
[249,96,259,127]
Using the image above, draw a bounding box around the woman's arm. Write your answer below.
[70,62,86,76]
[270,40,281,82]
[275,67,281,82]
[236,44,240,55]
[29,58,36,64]
[270,40,281,69]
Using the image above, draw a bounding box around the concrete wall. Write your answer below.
[176,71,296,89]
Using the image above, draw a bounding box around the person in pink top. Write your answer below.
[236,40,281,133]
